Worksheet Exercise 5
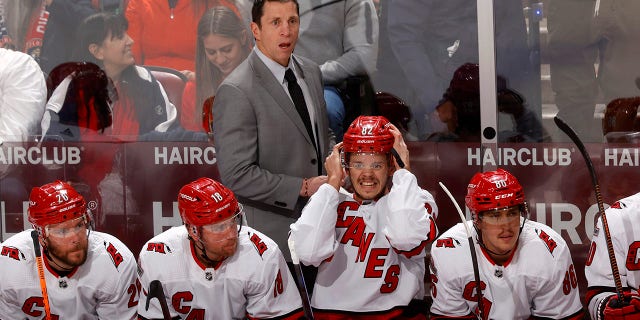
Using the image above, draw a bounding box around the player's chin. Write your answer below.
[354,185,383,200]
[66,251,88,267]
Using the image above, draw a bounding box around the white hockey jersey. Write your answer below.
[137,225,303,320]
[429,220,584,320]
[290,169,438,316]
[585,192,640,319]
[0,229,139,319]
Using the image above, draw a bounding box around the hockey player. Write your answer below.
[429,169,585,319]
[289,115,439,318]
[0,180,139,319]
[137,177,304,320]
[585,193,640,319]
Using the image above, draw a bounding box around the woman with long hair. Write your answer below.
[124,0,242,74]
[181,6,250,132]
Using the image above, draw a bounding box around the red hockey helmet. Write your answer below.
[465,168,525,222]
[178,177,240,227]
[28,180,88,230]
[602,97,640,142]
[342,116,394,154]
[448,63,480,96]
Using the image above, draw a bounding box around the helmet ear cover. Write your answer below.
[178,177,240,227]
[465,168,526,225]
[28,180,89,236]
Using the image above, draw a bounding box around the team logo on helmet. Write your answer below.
[28,180,88,229]
[343,116,394,154]
[178,177,239,227]
[465,168,525,223]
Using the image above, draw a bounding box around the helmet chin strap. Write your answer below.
[189,227,220,267]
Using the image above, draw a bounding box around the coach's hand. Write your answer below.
[601,292,640,320]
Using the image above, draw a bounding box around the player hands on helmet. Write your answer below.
[325,115,409,201]
[178,177,243,266]
[290,115,438,317]
[465,168,527,265]
[28,180,92,271]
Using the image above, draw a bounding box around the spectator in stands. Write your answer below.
[295,0,378,142]
[40,0,122,75]
[46,13,202,235]
[182,6,251,133]
[70,12,177,140]
[427,63,545,143]
[0,47,45,143]
[386,0,534,140]
[0,47,46,213]
[547,0,640,142]
[124,0,241,79]
[0,0,121,73]
[0,0,46,59]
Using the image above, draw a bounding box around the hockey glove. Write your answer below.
[600,292,640,320]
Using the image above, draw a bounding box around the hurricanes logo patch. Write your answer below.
[1,246,25,261]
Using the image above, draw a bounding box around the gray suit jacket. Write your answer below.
[212,51,329,260]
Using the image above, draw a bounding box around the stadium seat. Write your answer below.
[144,65,188,111]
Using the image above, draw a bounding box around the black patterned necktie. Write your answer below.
[284,68,315,144]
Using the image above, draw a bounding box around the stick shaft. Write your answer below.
[439,182,483,319]
[31,230,52,320]
[288,238,314,319]
[554,116,624,301]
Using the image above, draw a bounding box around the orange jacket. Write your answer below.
[125,0,241,71]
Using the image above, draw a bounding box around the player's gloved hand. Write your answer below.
[600,292,640,320]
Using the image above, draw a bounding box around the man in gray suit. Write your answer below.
[212,0,329,262]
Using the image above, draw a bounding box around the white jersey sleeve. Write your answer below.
[527,225,583,318]
[244,230,304,319]
[91,232,140,320]
[383,169,438,251]
[291,169,438,267]
[289,183,341,267]
[429,223,477,318]
[585,192,640,319]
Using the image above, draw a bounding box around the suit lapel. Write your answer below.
[293,56,327,157]
[249,52,315,146]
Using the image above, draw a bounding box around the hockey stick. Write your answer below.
[145,280,172,320]
[31,230,52,320]
[554,116,624,304]
[288,237,315,320]
[439,182,484,319]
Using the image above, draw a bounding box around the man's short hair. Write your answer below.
[251,0,300,26]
